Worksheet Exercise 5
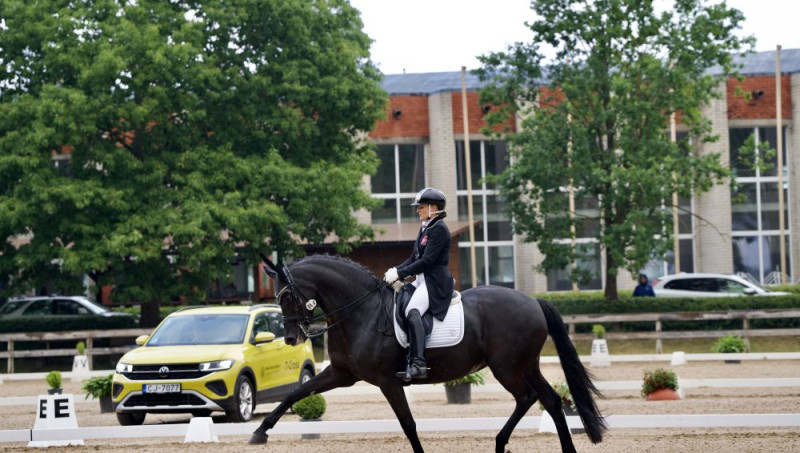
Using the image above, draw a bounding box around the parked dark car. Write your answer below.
[0,295,136,320]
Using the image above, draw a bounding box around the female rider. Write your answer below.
[383,187,454,381]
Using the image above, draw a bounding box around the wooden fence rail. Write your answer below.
[1,309,799,373]
[562,308,800,353]
[0,329,150,373]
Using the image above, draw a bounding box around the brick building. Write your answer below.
[319,48,800,295]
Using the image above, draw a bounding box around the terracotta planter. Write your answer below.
[444,383,471,404]
[645,388,681,401]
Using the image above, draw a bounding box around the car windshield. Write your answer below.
[146,314,249,346]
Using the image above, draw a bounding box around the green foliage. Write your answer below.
[591,324,605,339]
[75,341,86,355]
[0,315,139,333]
[477,0,754,300]
[641,368,678,397]
[45,371,62,389]
[538,381,575,412]
[0,1,386,321]
[444,370,486,386]
[291,394,327,420]
[712,335,748,353]
[82,373,114,399]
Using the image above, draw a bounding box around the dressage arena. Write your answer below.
[0,359,798,452]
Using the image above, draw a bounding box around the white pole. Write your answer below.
[671,112,680,274]
[775,45,786,283]
[461,67,478,287]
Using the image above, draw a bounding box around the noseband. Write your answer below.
[275,264,385,339]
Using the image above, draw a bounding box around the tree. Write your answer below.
[0,0,385,325]
[477,0,754,299]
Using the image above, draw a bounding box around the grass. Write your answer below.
[539,335,800,356]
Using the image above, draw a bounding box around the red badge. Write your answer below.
[420,235,428,245]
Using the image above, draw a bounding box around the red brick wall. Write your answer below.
[727,75,792,120]
[370,95,430,138]
[452,91,515,134]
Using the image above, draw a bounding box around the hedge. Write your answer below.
[544,293,800,333]
[0,315,139,333]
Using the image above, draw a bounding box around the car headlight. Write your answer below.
[116,362,133,373]
[199,359,234,372]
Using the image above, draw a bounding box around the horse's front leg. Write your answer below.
[380,384,424,453]
[249,365,358,444]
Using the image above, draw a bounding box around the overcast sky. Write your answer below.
[349,0,799,75]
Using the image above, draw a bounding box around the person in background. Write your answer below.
[633,273,656,297]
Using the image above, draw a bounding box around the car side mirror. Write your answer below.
[743,288,757,296]
[253,331,276,344]
[135,335,149,346]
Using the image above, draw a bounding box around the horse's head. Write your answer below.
[261,254,317,346]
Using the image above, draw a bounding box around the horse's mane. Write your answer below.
[292,254,380,282]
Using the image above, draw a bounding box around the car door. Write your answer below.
[249,312,294,390]
[267,312,300,385]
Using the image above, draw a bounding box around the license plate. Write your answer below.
[143,384,181,394]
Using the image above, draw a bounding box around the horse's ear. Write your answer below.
[276,260,294,286]
[259,252,279,280]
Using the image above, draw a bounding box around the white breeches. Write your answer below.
[405,274,429,317]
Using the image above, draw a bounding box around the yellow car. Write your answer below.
[112,304,315,425]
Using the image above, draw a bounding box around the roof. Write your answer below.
[381,49,800,95]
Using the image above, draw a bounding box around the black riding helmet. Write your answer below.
[411,187,446,213]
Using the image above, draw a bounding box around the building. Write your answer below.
[322,48,800,295]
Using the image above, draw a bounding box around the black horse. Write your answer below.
[250,255,606,453]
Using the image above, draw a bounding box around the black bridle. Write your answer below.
[274,262,385,339]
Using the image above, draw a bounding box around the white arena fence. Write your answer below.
[1,414,799,444]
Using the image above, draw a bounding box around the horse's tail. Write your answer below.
[537,297,607,443]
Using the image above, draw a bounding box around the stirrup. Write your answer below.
[395,360,428,381]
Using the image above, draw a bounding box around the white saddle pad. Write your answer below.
[394,294,464,349]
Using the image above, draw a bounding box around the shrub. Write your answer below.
[712,334,748,353]
[641,368,678,397]
[443,370,485,386]
[538,381,576,412]
[82,374,113,399]
[591,324,605,339]
[76,341,86,355]
[292,394,326,420]
[46,370,62,389]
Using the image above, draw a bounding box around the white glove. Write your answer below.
[383,267,399,284]
[392,280,404,293]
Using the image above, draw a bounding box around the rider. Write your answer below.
[383,187,454,380]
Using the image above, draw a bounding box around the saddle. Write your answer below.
[393,283,464,349]
[394,283,435,336]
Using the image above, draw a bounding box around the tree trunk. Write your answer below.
[604,250,619,301]
[140,300,161,328]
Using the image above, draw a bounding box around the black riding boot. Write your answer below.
[396,309,428,381]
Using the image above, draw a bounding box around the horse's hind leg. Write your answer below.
[489,363,539,453]
[380,384,424,453]
[528,370,577,453]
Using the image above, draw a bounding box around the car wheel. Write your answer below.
[225,374,254,423]
[116,411,146,426]
[299,367,314,384]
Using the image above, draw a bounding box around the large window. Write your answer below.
[729,127,791,282]
[372,144,425,223]
[455,140,514,288]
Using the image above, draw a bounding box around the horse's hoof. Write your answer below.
[248,431,269,444]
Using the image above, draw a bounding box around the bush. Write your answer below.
[292,394,326,420]
[0,315,138,333]
[711,334,748,353]
[82,374,113,399]
[641,368,678,397]
[46,370,62,389]
[538,381,575,411]
[443,370,485,386]
[591,324,605,339]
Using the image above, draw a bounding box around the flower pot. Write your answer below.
[47,388,63,395]
[99,395,114,413]
[645,388,681,401]
[445,383,471,404]
[300,418,321,440]
[724,359,741,364]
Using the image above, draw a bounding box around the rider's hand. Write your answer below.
[383,267,399,284]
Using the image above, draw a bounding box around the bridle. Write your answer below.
[275,263,385,339]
